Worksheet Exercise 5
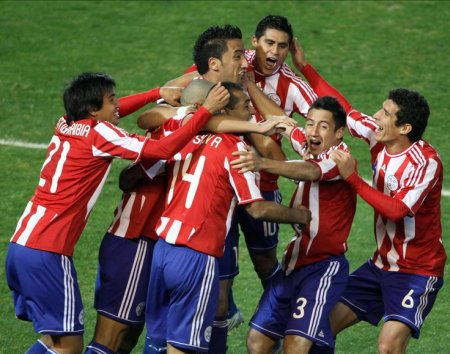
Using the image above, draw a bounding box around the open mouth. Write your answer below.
[265,57,278,69]
[308,138,321,148]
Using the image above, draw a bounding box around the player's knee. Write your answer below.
[246,329,268,353]
[377,337,405,354]
[51,334,83,354]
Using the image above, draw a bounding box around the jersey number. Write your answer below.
[292,297,308,319]
[167,152,205,209]
[401,289,415,309]
[38,136,70,193]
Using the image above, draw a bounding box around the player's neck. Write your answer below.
[385,137,413,155]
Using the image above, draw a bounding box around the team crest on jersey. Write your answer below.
[136,301,145,317]
[386,175,399,191]
[204,325,212,342]
[78,309,85,325]
[267,93,281,106]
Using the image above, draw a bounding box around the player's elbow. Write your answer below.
[244,201,267,220]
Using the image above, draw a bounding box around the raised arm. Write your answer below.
[290,38,352,114]
[118,86,182,118]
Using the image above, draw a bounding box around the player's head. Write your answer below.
[373,88,429,144]
[252,15,293,76]
[180,79,215,107]
[63,72,119,125]
[193,25,248,83]
[222,82,254,121]
[305,96,346,156]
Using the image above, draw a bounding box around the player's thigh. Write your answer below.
[6,243,84,335]
[381,271,443,339]
[247,328,277,353]
[284,334,313,354]
[218,221,239,280]
[95,233,154,324]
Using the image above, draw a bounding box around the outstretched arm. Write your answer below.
[231,147,320,181]
[330,149,410,220]
[244,201,311,229]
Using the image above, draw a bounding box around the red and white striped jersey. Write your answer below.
[245,49,317,118]
[108,116,186,240]
[245,49,318,191]
[282,139,356,273]
[347,110,446,276]
[156,133,263,257]
[11,117,149,256]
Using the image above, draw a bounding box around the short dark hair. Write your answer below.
[63,72,115,124]
[389,88,430,142]
[309,96,347,130]
[221,82,244,110]
[193,25,242,75]
[255,15,294,44]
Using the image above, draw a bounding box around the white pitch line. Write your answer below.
[1,138,449,197]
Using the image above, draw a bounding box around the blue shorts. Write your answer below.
[340,259,443,338]
[218,190,281,279]
[95,233,155,325]
[5,242,84,335]
[250,255,349,348]
[145,239,219,352]
[218,221,239,280]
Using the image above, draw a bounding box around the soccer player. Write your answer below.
[143,25,294,353]
[144,82,312,354]
[5,72,229,354]
[293,43,446,353]
[231,96,356,353]
[86,78,282,354]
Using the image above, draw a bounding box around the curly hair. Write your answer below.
[389,88,430,142]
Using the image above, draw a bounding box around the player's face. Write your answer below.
[251,29,290,76]
[227,90,255,121]
[217,39,248,83]
[372,99,402,145]
[305,108,343,156]
[93,90,120,125]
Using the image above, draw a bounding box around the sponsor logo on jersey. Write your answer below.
[136,301,145,317]
[268,93,281,106]
[318,329,325,338]
[386,175,399,191]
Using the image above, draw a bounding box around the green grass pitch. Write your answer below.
[1,1,449,353]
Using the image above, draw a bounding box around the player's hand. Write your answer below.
[266,114,297,127]
[231,147,262,173]
[160,86,183,107]
[256,119,287,136]
[292,205,311,232]
[290,37,307,71]
[202,83,230,114]
[119,163,145,192]
[330,149,356,179]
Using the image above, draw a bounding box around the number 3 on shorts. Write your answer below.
[401,289,414,308]
[293,297,308,319]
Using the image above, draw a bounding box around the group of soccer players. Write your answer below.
[6,14,445,354]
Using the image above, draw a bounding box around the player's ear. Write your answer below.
[400,123,412,136]
[208,57,221,72]
[251,35,258,48]
[335,126,344,139]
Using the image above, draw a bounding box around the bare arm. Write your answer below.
[231,148,320,181]
[204,115,288,135]
[137,105,179,130]
[247,133,287,161]
[244,201,311,228]
[246,80,286,118]
[164,71,197,88]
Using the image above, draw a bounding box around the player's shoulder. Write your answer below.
[410,140,442,164]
